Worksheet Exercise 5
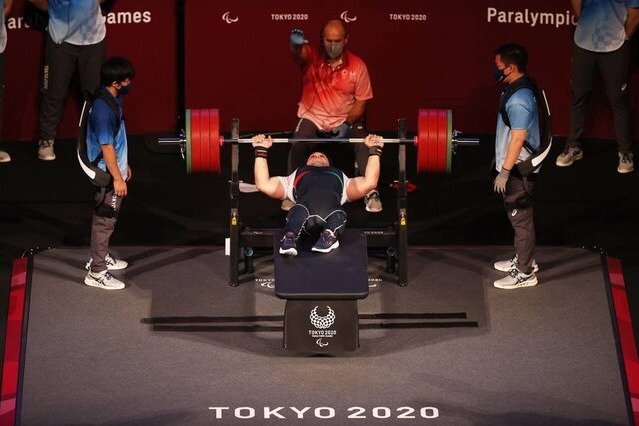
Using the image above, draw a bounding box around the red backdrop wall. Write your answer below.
[3,0,639,140]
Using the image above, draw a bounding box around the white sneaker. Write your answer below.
[494,269,538,289]
[555,146,582,167]
[494,255,539,273]
[364,189,382,213]
[617,152,634,174]
[0,149,10,163]
[85,253,128,271]
[84,270,125,290]
[38,139,56,161]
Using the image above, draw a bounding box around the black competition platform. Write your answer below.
[1,245,639,425]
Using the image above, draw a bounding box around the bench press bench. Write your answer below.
[274,229,369,353]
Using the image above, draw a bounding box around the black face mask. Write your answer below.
[118,83,132,96]
[492,65,508,83]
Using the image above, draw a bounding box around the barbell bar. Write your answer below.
[222,136,411,143]
[158,108,478,174]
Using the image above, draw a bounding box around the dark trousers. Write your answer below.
[567,42,632,153]
[39,34,106,140]
[0,51,5,140]
[90,187,122,273]
[503,176,535,275]
[288,118,370,176]
[285,204,347,237]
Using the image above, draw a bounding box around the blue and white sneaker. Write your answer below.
[311,230,339,253]
[279,232,298,256]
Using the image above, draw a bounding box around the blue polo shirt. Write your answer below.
[86,90,128,178]
[575,0,639,52]
[495,78,540,172]
[0,0,7,53]
[48,0,106,45]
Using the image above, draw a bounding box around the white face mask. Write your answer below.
[325,42,344,59]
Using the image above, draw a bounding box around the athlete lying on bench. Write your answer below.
[252,134,384,255]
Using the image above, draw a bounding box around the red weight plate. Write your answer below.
[427,109,439,172]
[209,109,221,173]
[199,108,212,173]
[190,109,202,173]
[417,109,453,174]
[416,109,429,173]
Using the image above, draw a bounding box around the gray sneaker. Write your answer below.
[38,139,56,161]
[365,190,382,213]
[555,146,583,167]
[494,268,538,289]
[84,270,125,290]
[0,149,10,163]
[617,152,634,174]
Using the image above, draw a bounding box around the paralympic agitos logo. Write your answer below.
[222,11,239,24]
[340,11,357,23]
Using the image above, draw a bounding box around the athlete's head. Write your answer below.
[306,151,331,167]
[101,56,136,91]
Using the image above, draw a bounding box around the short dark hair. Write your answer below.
[495,43,528,72]
[101,56,135,87]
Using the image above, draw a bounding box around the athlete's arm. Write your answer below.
[346,135,383,200]
[253,135,285,199]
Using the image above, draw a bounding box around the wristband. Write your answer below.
[368,146,383,156]
[254,146,268,159]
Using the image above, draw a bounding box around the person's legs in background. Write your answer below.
[599,42,634,173]
[557,43,595,168]
[37,36,78,161]
[0,51,9,163]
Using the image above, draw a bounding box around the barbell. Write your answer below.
[158,108,478,174]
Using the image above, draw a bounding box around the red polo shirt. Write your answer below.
[296,46,373,131]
